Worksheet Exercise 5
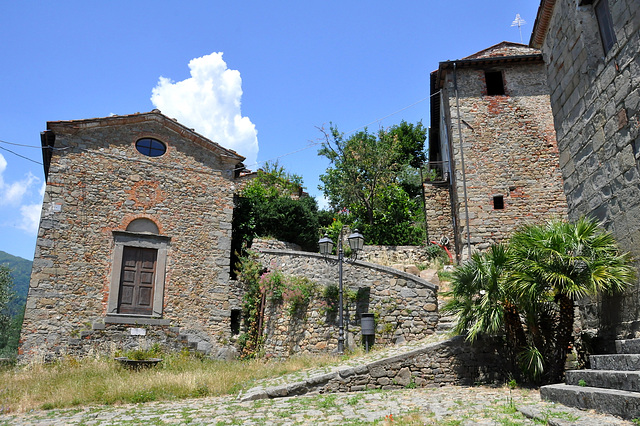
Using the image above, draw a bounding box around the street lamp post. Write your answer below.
[318,228,364,354]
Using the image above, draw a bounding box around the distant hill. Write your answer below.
[0,250,32,316]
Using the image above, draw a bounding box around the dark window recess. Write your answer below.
[118,247,157,315]
[485,71,505,96]
[493,195,504,210]
[135,138,167,157]
[230,309,241,335]
[595,0,616,54]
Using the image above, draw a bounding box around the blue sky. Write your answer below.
[0,1,541,260]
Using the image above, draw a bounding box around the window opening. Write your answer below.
[485,71,505,96]
[595,0,616,54]
[230,309,241,335]
[493,195,504,210]
[135,138,166,157]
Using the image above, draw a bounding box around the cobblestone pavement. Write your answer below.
[0,385,632,425]
[0,337,633,425]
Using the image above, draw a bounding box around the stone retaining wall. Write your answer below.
[320,336,507,393]
[255,248,439,357]
[241,336,510,401]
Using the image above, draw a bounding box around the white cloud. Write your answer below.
[0,153,43,238]
[18,203,42,234]
[0,153,40,207]
[151,52,259,167]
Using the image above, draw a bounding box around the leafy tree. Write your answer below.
[232,161,320,254]
[444,217,635,384]
[318,121,427,245]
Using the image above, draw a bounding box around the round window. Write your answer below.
[135,138,166,157]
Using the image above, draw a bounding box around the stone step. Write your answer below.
[591,354,640,371]
[540,383,640,420]
[615,338,640,354]
[566,369,640,392]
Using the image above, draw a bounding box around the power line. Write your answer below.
[245,95,430,170]
[0,145,43,165]
[0,94,430,172]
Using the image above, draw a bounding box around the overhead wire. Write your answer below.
[0,95,430,172]
[0,144,43,166]
[241,95,430,171]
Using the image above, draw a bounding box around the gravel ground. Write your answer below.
[0,385,632,425]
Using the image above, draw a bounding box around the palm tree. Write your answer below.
[508,217,635,383]
[443,244,526,365]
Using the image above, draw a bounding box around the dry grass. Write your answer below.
[0,352,337,413]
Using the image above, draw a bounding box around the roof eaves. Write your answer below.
[530,0,557,48]
[433,53,544,90]
[46,111,245,162]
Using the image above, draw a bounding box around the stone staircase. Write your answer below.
[541,338,640,420]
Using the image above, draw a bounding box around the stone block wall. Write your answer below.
[20,112,243,361]
[241,335,511,400]
[422,183,455,252]
[534,0,640,343]
[319,336,509,393]
[255,248,439,357]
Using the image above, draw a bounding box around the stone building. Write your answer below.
[20,110,246,361]
[531,0,640,344]
[426,42,568,259]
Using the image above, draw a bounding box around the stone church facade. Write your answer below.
[531,0,640,346]
[20,110,246,361]
[426,42,568,259]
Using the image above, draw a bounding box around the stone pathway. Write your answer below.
[0,336,634,424]
[0,385,632,425]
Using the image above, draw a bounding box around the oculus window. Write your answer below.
[136,138,167,157]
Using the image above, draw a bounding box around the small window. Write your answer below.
[485,71,505,96]
[493,195,504,210]
[595,0,616,54]
[136,138,166,157]
[230,309,241,335]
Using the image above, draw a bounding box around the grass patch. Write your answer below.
[0,352,337,413]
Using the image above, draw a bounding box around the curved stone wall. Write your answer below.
[256,248,439,357]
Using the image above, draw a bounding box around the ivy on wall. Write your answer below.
[235,252,319,358]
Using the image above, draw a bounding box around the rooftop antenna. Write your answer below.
[511,14,526,44]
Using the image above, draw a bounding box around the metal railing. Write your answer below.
[421,161,449,184]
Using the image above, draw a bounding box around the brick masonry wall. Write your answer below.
[538,0,640,343]
[256,249,439,357]
[20,113,243,361]
[441,50,568,256]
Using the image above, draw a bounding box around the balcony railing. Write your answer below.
[422,161,449,184]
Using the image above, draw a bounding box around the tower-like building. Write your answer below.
[426,42,568,259]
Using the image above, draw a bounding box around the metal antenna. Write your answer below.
[511,14,526,44]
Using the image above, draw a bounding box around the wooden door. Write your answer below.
[118,247,157,315]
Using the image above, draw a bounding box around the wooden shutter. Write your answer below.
[118,247,157,315]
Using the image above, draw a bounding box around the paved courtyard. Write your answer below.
[0,384,632,425]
